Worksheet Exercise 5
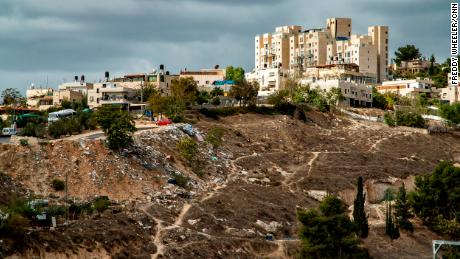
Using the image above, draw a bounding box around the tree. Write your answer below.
[211,97,221,106]
[210,87,224,97]
[96,106,136,150]
[149,95,181,118]
[353,176,369,238]
[171,77,199,107]
[394,45,421,66]
[325,87,345,107]
[106,112,136,150]
[298,195,370,259]
[141,83,159,101]
[225,66,245,82]
[196,91,210,107]
[394,183,413,232]
[439,103,460,124]
[410,161,460,238]
[1,88,22,105]
[428,54,436,76]
[229,79,259,107]
[385,196,400,239]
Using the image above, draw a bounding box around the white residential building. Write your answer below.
[377,78,435,97]
[245,68,288,96]
[254,18,389,83]
[87,82,137,109]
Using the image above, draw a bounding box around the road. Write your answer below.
[0,136,10,144]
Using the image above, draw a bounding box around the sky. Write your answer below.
[0,0,450,94]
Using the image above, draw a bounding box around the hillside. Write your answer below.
[0,110,459,258]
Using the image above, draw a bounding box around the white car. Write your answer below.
[2,128,17,136]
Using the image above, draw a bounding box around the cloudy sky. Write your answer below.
[0,0,449,94]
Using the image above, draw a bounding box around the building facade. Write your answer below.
[253,17,389,86]
[53,90,84,106]
[26,87,54,110]
[377,78,435,97]
[87,82,137,109]
[179,68,226,90]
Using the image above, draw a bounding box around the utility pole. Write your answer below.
[65,169,68,224]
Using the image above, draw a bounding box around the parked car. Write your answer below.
[156,118,172,126]
[2,127,17,136]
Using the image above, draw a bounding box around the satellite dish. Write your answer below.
[152,69,157,74]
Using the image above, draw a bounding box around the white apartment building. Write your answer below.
[254,18,389,83]
[377,78,435,97]
[246,68,288,96]
[440,85,460,104]
[87,82,137,109]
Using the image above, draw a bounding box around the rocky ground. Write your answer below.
[0,110,459,258]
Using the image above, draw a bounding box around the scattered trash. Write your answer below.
[182,124,196,136]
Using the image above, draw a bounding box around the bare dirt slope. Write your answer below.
[1,111,459,258]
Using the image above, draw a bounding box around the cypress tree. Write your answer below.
[353,176,369,238]
[385,194,400,239]
[395,183,414,232]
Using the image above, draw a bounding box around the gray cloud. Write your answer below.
[0,0,450,93]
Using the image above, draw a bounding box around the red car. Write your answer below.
[156,118,172,126]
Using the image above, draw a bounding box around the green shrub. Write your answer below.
[46,205,66,217]
[51,179,65,191]
[206,127,225,150]
[177,137,198,160]
[106,118,136,150]
[211,97,221,106]
[96,108,136,150]
[395,111,425,128]
[171,114,184,123]
[19,139,28,146]
[93,196,110,214]
[21,122,45,138]
[47,117,82,139]
[384,112,395,126]
[0,213,30,238]
[410,161,460,238]
[439,103,460,124]
[172,173,189,188]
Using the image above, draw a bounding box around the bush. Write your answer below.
[171,114,184,123]
[384,111,425,128]
[177,137,198,160]
[0,213,30,238]
[20,122,45,138]
[206,127,225,151]
[172,173,189,188]
[410,161,460,238]
[384,112,395,126]
[211,97,221,106]
[46,205,66,217]
[439,103,460,124]
[96,108,136,150]
[51,179,65,191]
[19,139,28,146]
[107,120,135,150]
[93,196,110,214]
[47,117,82,139]
[395,111,425,128]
